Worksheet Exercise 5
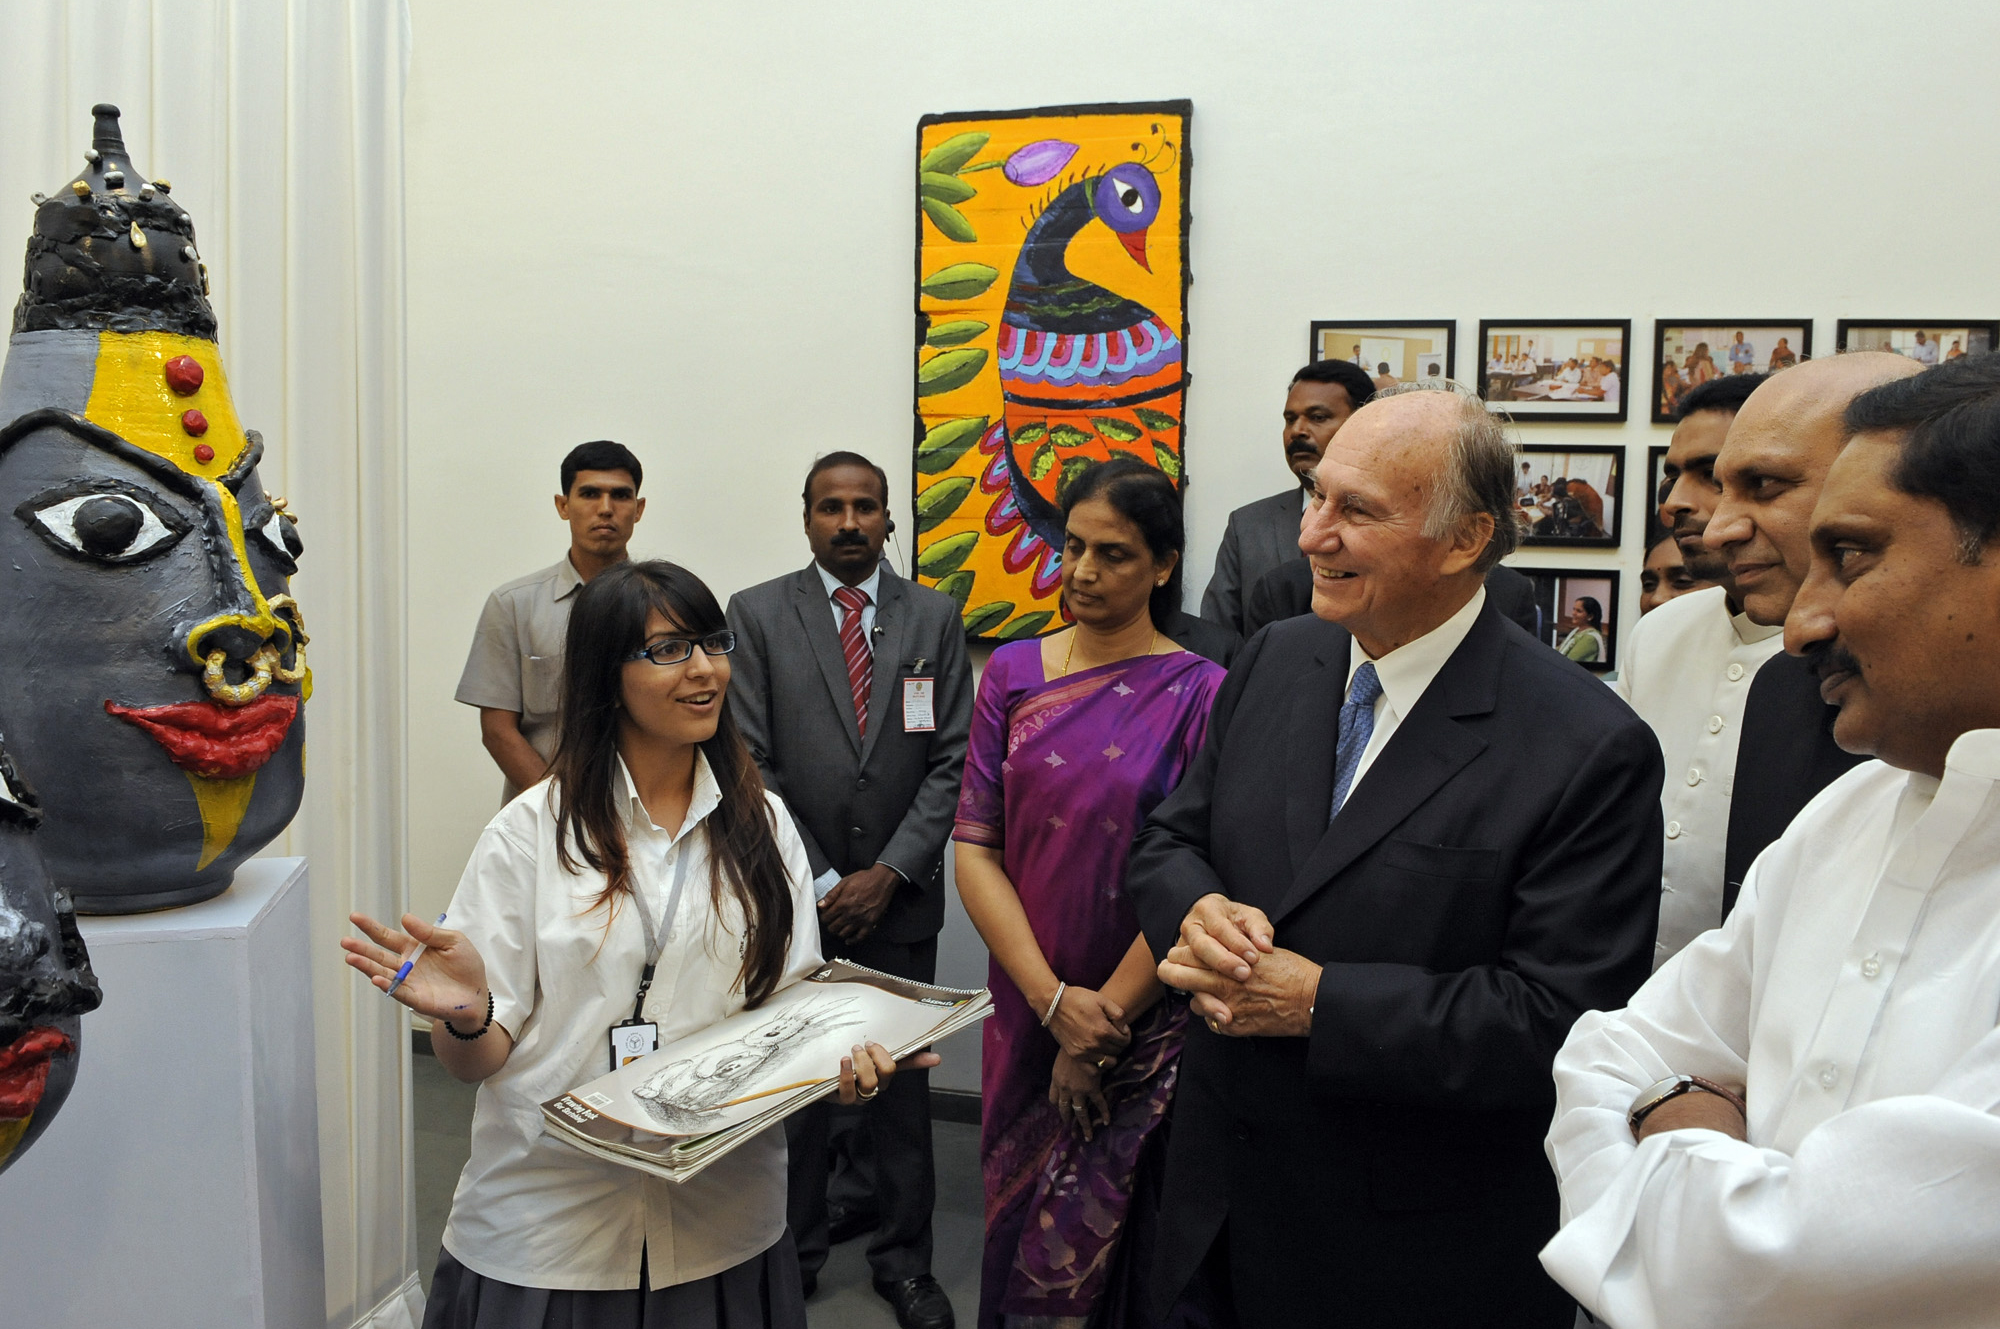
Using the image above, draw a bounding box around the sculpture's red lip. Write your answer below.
[104,695,299,779]
[0,1026,70,1119]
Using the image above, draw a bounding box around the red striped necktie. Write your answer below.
[832,585,873,737]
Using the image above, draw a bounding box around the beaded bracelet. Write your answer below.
[442,989,494,1041]
[1040,981,1067,1028]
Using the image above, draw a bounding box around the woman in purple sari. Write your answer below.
[956,459,1225,1328]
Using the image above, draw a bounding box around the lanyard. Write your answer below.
[630,842,694,1023]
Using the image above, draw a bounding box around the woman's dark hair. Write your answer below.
[1575,596,1604,628]
[549,560,793,1006]
[1060,455,1186,628]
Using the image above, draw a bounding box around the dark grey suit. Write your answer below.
[727,562,973,1285]
[1200,487,1304,636]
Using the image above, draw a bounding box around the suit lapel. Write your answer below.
[859,569,909,765]
[791,566,863,755]
[1282,629,1350,881]
[1272,607,1504,925]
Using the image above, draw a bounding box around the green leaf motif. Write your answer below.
[1091,416,1143,443]
[1134,408,1180,432]
[961,600,1014,636]
[1055,456,1094,503]
[918,531,979,578]
[996,610,1055,640]
[1153,442,1183,481]
[919,131,990,176]
[921,262,999,302]
[935,570,974,610]
[917,346,988,397]
[1010,422,1048,446]
[925,319,988,348]
[1029,439,1057,481]
[1050,423,1094,449]
[916,415,988,473]
[919,171,976,204]
[922,197,977,243]
[915,476,974,533]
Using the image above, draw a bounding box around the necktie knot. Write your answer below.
[1348,660,1383,709]
[833,585,870,614]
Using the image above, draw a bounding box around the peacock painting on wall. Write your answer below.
[913,100,1191,641]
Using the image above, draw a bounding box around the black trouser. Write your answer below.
[786,932,938,1284]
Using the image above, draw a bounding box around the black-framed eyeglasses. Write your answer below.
[627,630,736,666]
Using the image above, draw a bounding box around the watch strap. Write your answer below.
[1627,1073,1746,1134]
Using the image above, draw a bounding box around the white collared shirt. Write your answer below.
[1615,586,1785,967]
[1542,730,2000,1328]
[441,752,821,1291]
[1342,585,1488,798]
[815,560,882,638]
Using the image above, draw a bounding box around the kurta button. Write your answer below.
[1665,821,1682,839]
[856,777,869,790]
[851,826,865,837]
[1727,663,1745,681]
[1861,955,1882,979]
[1686,768,1702,786]
[1819,1066,1839,1089]
[1707,715,1725,734]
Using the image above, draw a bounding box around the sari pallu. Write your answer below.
[954,642,1224,1329]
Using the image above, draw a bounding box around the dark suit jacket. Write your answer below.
[1199,487,1302,636]
[1242,557,1543,640]
[726,564,973,944]
[1162,608,1241,668]
[1128,605,1662,1327]
[1723,651,1868,917]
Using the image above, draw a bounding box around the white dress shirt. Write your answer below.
[1614,587,1785,967]
[441,753,821,1291]
[1541,729,2000,1328]
[1343,586,1487,797]
[815,560,881,637]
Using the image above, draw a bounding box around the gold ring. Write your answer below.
[1206,1018,1220,1033]
[855,1084,880,1102]
[1097,1056,1115,1069]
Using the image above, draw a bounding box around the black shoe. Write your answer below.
[827,1201,881,1245]
[873,1274,955,1329]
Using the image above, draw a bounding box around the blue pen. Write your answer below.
[386,913,446,996]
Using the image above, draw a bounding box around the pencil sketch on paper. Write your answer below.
[631,996,867,1132]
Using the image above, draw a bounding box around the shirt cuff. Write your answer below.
[812,867,840,901]
[874,860,909,885]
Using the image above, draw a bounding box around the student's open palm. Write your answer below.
[342,911,490,1027]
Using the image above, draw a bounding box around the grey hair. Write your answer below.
[1374,379,1521,571]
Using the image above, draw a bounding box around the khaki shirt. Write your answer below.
[456,557,582,802]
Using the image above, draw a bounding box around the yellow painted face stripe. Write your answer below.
[83,331,248,478]
[188,771,258,870]
[0,1115,28,1167]
[181,480,280,666]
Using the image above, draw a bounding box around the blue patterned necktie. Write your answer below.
[1328,661,1384,822]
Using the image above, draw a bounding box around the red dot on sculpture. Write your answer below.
[193,443,215,464]
[163,355,204,396]
[181,408,209,437]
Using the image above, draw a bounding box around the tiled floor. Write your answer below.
[414,1054,984,1326]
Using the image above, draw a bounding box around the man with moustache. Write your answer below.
[1131,383,1662,1326]
[1542,352,2000,1329]
[726,451,970,1328]
[1199,359,1377,636]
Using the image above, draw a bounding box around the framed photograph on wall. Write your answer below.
[1477,320,1630,422]
[1644,443,1670,546]
[1511,444,1623,548]
[1514,567,1620,673]
[1835,319,1997,365]
[1652,319,1811,422]
[1309,321,1455,385]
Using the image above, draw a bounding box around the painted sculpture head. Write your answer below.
[0,744,101,1175]
[0,105,307,913]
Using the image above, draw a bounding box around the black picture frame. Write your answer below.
[1477,320,1632,422]
[1307,321,1456,383]
[1514,566,1621,674]
[1834,319,1998,363]
[1651,320,1812,423]
[1511,444,1624,549]
[1645,444,1670,551]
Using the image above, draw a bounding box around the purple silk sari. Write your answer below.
[954,641,1224,1329]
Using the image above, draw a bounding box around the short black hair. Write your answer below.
[802,450,889,508]
[561,441,643,495]
[1674,371,1769,422]
[1845,353,2000,562]
[1290,358,1378,410]
[1060,456,1186,629]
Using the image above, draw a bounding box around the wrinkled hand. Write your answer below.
[1049,1050,1112,1141]
[1636,1088,1748,1143]
[819,864,901,944]
[1159,940,1322,1038]
[837,1042,941,1106]
[341,911,489,1027]
[1171,893,1276,983]
[1047,985,1131,1060]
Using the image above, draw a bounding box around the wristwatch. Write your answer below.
[1626,1074,1747,1135]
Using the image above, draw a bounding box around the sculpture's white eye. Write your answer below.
[24,490,188,564]
[252,510,302,570]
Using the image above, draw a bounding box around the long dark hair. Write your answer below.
[1061,455,1187,627]
[549,561,793,1006]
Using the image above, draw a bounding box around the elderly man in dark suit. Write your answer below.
[1129,384,1664,1327]
[726,451,972,1329]
[1199,358,1378,636]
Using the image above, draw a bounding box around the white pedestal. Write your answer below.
[0,857,327,1328]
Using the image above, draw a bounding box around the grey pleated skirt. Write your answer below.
[422,1235,808,1329]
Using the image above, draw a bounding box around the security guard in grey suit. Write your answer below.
[726,451,972,1329]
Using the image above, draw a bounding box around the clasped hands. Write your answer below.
[1045,983,1129,1141]
[1155,894,1321,1038]
[818,863,900,944]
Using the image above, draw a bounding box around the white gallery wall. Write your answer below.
[404,1,2000,1088]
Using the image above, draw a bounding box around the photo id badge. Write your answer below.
[609,1019,659,1070]
[903,677,936,732]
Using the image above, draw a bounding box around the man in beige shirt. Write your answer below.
[455,440,646,802]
